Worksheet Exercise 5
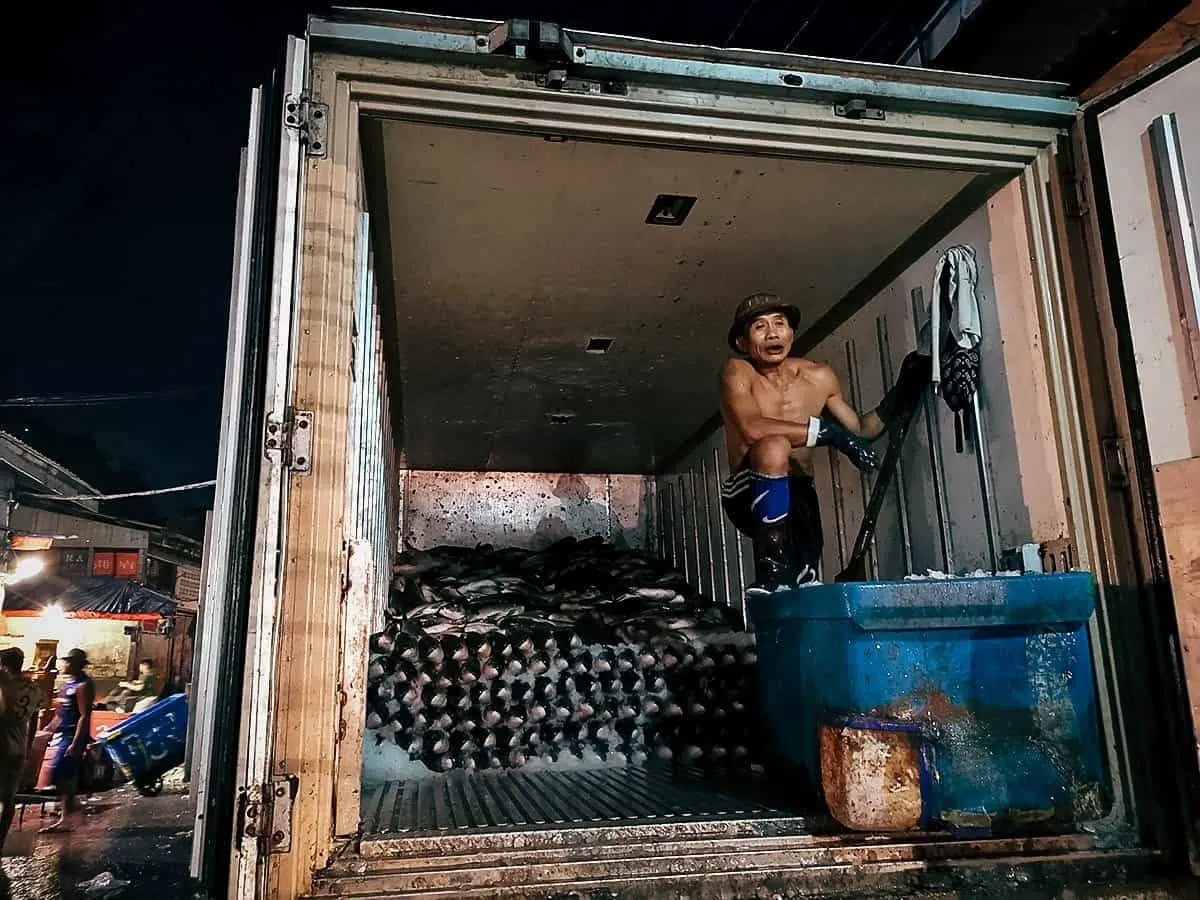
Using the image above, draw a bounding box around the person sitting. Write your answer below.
[101,659,158,713]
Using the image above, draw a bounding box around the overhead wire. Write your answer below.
[0,387,209,408]
[724,0,762,46]
[783,0,829,52]
[22,480,216,502]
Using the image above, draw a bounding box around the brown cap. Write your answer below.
[61,648,89,668]
[727,292,801,352]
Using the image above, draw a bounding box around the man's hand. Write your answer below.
[807,417,881,472]
[67,741,85,758]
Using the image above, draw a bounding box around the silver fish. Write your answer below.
[461,578,500,596]
[634,587,678,602]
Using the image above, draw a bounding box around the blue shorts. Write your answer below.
[46,734,80,790]
[720,459,824,572]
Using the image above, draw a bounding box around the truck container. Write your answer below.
[191,10,1200,899]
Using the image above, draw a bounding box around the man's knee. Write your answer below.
[749,435,791,472]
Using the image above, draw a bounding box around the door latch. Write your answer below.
[533,69,627,95]
[264,409,314,474]
[284,93,328,158]
[834,98,885,121]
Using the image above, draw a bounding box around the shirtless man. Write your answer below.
[720,292,920,595]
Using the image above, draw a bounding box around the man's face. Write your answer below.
[740,312,794,363]
[63,657,80,676]
[140,663,152,676]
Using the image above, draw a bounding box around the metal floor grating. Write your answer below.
[361,763,804,836]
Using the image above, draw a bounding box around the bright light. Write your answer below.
[8,556,44,584]
[41,602,67,626]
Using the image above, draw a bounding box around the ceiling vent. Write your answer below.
[645,194,696,226]
[585,337,614,354]
[547,412,576,425]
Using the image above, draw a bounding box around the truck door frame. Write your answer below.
[192,35,308,900]
[1054,41,1200,870]
[230,12,1200,898]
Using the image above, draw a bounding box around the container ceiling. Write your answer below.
[372,120,977,474]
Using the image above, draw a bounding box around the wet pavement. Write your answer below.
[1,768,196,900]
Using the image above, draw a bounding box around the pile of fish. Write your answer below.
[367,537,761,775]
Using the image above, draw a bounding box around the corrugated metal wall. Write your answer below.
[9,507,149,550]
[655,201,1060,605]
[346,212,399,633]
[654,437,754,627]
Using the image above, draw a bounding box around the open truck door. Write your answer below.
[201,9,1200,897]
[190,36,308,899]
[1057,44,1200,872]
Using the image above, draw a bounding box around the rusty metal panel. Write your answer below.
[402,471,653,551]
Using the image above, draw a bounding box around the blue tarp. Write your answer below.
[1,575,176,617]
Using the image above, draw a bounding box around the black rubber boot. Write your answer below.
[746,522,800,597]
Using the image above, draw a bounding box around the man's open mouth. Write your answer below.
[765,344,785,353]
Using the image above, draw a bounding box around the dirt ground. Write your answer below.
[0,767,196,900]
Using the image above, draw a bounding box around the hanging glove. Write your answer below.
[876,351,933,427]
[807,417,880,472]
[941,346,982,452]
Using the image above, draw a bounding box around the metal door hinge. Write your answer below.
[284,93,328,158]
[834,99,885,121]
[265,409,314,474]
[238,777,298,854]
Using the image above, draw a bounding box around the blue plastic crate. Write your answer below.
[749,572,1108,832]
[97,693,189,789]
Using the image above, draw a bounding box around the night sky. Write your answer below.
[3,1,317,533]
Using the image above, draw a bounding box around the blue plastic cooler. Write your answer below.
[97,693,189,796]
[749,573,1108,832]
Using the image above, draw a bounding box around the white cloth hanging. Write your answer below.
[917,244,982,390]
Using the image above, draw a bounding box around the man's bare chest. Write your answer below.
[749,375,828,418]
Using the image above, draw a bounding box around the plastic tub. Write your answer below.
[97,693,189,796]
[749,572,1107,833]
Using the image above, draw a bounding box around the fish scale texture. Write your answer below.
[368,537,762,777]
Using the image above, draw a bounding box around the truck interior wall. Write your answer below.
[399,470,654,552]
[656,177,1073,584]
[345,210,399,635]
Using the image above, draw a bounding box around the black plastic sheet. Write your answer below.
[2,575,176,616]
